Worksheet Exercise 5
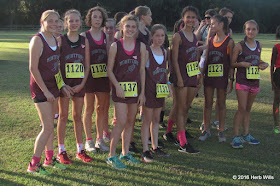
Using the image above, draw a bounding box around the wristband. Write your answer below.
[167,81,171,85]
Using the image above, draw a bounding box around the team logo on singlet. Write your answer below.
[127,64,136,73]
[158,73,164,83]
[97,54,105,63]
[52,61,59,72]
[252,60,258,66]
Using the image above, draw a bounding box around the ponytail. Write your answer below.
[212,15,228,35]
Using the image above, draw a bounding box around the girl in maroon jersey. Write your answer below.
[106,15,146,169]
[27,10,68,175]
[81,6,110,153]
[231,20,268,148]
[200,15,234,142]
[56,9,92,164]
[141,24,171,162]
[172,6,201,154]
[271,25,280,134]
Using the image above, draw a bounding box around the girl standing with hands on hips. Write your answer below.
[106,15,146,169]
[28,10,67,175]
[81,6,110,153]
[56,9,92,164]
[231,20,268,148]
[200,15,234,142]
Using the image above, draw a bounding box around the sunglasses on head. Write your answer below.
[205,16,211,19]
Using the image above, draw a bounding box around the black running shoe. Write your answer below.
[141,151,154,163]
[163,132,180,146]
[150,147,170,157]
[178,143,200,154]
[159,121,167,129]
[185,130,194,139]
[158,140,164,149]
[129,142,140,154]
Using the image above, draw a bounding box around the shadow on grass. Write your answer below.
[0,177,25,186]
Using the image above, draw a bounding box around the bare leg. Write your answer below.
[203,86,215,131]
[83,93,95,139]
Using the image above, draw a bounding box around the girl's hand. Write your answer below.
[44,91,55,102]
[61,86,71,98]
[65,85,75,96]
[138,93,145,106]
[259,62,269,70]
[226,81,233,94]
[116,84,125,99]
[198,45,207,52]
[72,84,83,93]
[167,84,173,98]
[241,62,252,68]
[177,78,184,88]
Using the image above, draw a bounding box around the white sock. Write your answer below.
[77,143,83,153]
[58,144,65,154]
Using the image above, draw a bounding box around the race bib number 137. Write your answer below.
[119,82,138,97]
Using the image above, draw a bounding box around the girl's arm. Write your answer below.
[164,48,173,97]
[72,38,90,93]
[171,33,183,87]
[258,43,269,70]
[29,36,55,102]
[107,42,125,98]
[138,42,147,106]
[226,39,235,94]
[271,45,278,90]
[231,43,252,68]
[194,21,205,41]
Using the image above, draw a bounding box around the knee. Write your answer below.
[43,124,54,135]
[95,104,106,114]
[205,100,213,109]
[73,112,82,122]
[238,105,246,113]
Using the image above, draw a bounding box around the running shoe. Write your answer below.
[54,114,59,120]
[150,147,170,157]
[57,151,72,164]
[95,139,109,152]
[159,121,167,129]
[85,140,97,153]
[198,131,211,141]
[231,136,243,149]
[103,132,110,143]
[76,150,93,162]
[212,121,228,131]
[129,142,140,154]
[106,155,126,169]
[218,131,226,142]
[43,157,66,170]
[178,143,200,154]
[187,118,193,124]
[27,163,51,175]
[141,151,154,163]
[242,134,260,145]
[273,127,280,134]
[119,152,140,164]
[148,138,164,149]
[162,132,179,146]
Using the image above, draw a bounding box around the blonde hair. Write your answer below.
[40,10,60,32]
[64,9,82,30]
[85,6,108,27]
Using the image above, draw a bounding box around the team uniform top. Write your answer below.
[236,40,261,87]
[145,47,167,108]
[30,33,60,100]
[173,30,199,87]
[137,28,150,46]
[59,34,86,97]
[85,30,110,93]
[274,43,280,68]
[204,36,231,89]
[111,39,141,104]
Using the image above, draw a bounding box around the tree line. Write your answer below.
[0,0,280,33]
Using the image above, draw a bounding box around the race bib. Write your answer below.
[119,82,138,97]
[186,61,200,77]
[55,71,65,90]
[65,63,84,78]
[156,84,170,98]
[208,64,223,77]
[91,64,108,78]
[246,66,260,79]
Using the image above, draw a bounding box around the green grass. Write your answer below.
[0,30,279,185]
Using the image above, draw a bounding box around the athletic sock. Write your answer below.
[160,111,165,123]
[96,138,100,142]
[77,143,83,153]
[86,138,93,141]
[166,120,175,134]
[177,130,188,147]
[45,150,53,161]
[31,156,41,167]
[58,144,65,154]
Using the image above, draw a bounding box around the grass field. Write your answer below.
[0,30,279,185]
